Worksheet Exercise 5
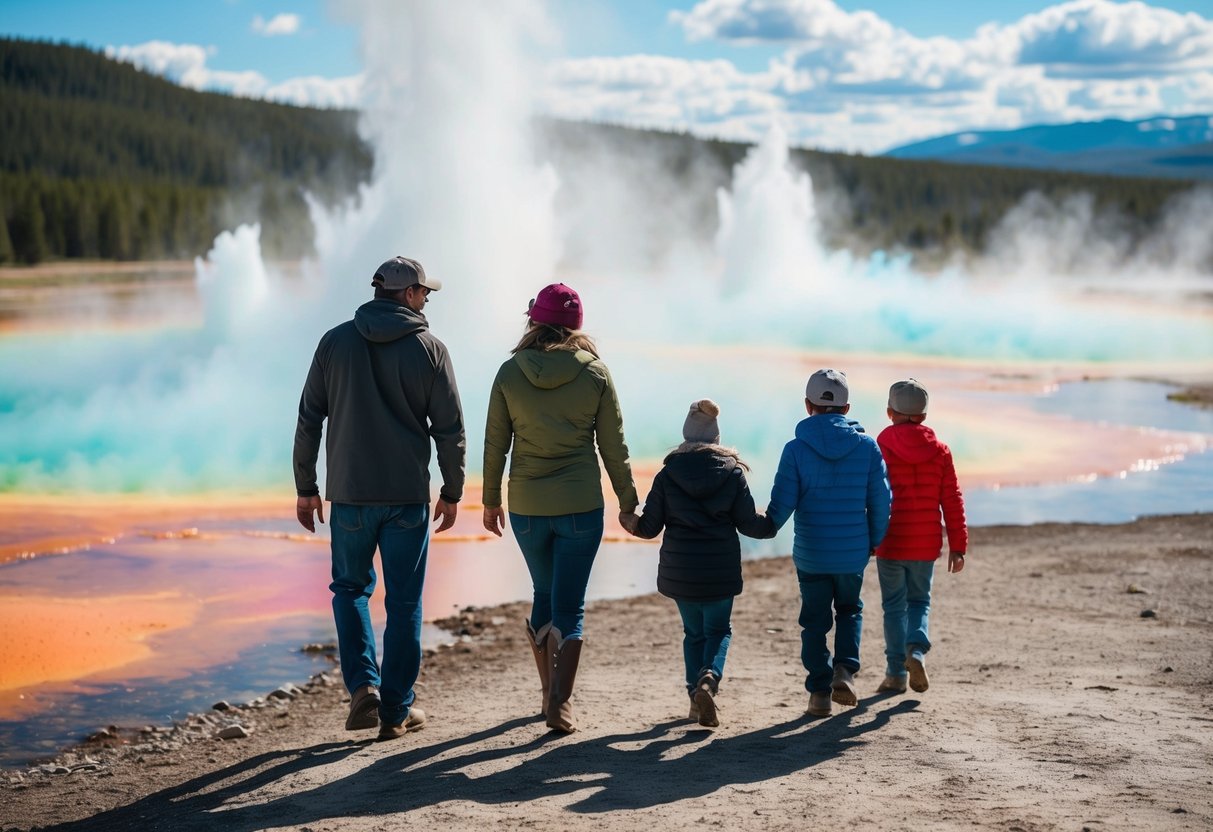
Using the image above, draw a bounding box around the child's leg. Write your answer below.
[796,570,835,693]
[675,600,707,696]
[877,558,909,678]
[831,571,864,674]
[904,560,936,660]
[700,597,735,681]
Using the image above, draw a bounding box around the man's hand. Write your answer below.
[948,551,966,573]
[483,506,505,537]
[618,510,639,535]
[433,498,458,534]
[296,496,324,533]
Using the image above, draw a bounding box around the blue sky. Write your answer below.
[4,0,1212,152]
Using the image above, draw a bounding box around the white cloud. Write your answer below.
[106,40,362,109]
[252,13,301,37]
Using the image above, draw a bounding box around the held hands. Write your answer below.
[948,551,966,573]
[296,496,324,533]
[483,506,506,537]
[618,510,640,536]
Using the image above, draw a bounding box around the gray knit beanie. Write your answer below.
[683,399,721,444]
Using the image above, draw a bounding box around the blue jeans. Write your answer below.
[330,502,429,727]
[877,558,935,676]
[675,597,734,693]
[510,509,604,639]
[797,569,865,693]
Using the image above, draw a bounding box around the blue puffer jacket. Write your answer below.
[767,414,892,574]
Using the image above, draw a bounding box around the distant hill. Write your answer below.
[0,37,1204,267]
[885,116,1213,181]
[0,37,372,263]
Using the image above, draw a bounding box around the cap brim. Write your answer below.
[420,276,442,291]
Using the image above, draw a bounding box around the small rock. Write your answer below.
[212,701,232,712]
[1172,808,1188,814]
[1140,609,1158,618]
[268,685,298,700]
[1126,584,1149,594]
[1028,572,1043,578]
[52,766,72,775]
[300,642,337,654]
[1164,666,1174,672]
[217,725,250,740]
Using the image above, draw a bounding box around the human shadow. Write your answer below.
[37,715,541,832]
[41,698,918,829]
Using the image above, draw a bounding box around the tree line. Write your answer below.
[1,37,1204,268]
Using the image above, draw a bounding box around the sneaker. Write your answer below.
[807,690,832,717]
[345,685,380,731]
[905,655,930,692]
[377,707,427,741]
[877,674,908,693]
[831,665,858,707]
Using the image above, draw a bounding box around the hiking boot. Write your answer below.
[344,684,380,731]
[831,665,858,707]
[693,672,720,728]
[905,654,930,692]
[376,707,427,741]
[877,674,908,693]
[807,690,832,717]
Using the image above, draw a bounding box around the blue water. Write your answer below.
[0,378,1208,768]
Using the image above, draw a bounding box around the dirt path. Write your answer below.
[3,514,1211,831]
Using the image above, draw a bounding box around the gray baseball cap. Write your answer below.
[888,378,928,416]
[806,369,849,407]
[372,256,442,291]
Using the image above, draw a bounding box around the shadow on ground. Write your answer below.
[42,697,919,830]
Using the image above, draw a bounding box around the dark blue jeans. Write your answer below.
[330,502,428,727]
[675,597,734,693]
[797,568,865,693]
[509,509,604,639]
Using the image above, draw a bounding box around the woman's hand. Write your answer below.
[618,510,639,536]
[483,506,505,537]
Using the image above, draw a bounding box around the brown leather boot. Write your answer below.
[545,628,583,733]
[526,622,551,715]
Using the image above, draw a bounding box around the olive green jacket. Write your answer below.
[483,348,638,516]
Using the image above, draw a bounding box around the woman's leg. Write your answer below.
[509,513,556,632]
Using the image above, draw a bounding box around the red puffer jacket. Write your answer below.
[875,422,967,561]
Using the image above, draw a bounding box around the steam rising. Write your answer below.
[1,1,1211,493]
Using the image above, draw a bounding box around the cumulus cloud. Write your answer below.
[541,0,1213,152]
[106,40,362,109]
[252,13,301,37]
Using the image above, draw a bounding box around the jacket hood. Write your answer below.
[878,422,944,464]
[513,348,596,390]
[795,413,867,460]
[662,448,738,499]
[354,299,428,343]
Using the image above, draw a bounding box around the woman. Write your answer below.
[482,283,638,733]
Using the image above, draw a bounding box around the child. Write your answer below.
[626,399,773,728]
[874,378,968,694]
[766,369,891,717]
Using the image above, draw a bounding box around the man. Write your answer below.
[294,255,465,740]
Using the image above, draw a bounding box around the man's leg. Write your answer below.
[377,503,430,728]
[329,503,381,696]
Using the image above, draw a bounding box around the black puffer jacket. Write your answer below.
[634,447,775,601]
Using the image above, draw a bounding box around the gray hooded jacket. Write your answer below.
[293,298,465,505]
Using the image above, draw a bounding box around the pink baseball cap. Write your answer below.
[527,283,583,329]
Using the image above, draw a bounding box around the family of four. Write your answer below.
[293,256,968,739]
